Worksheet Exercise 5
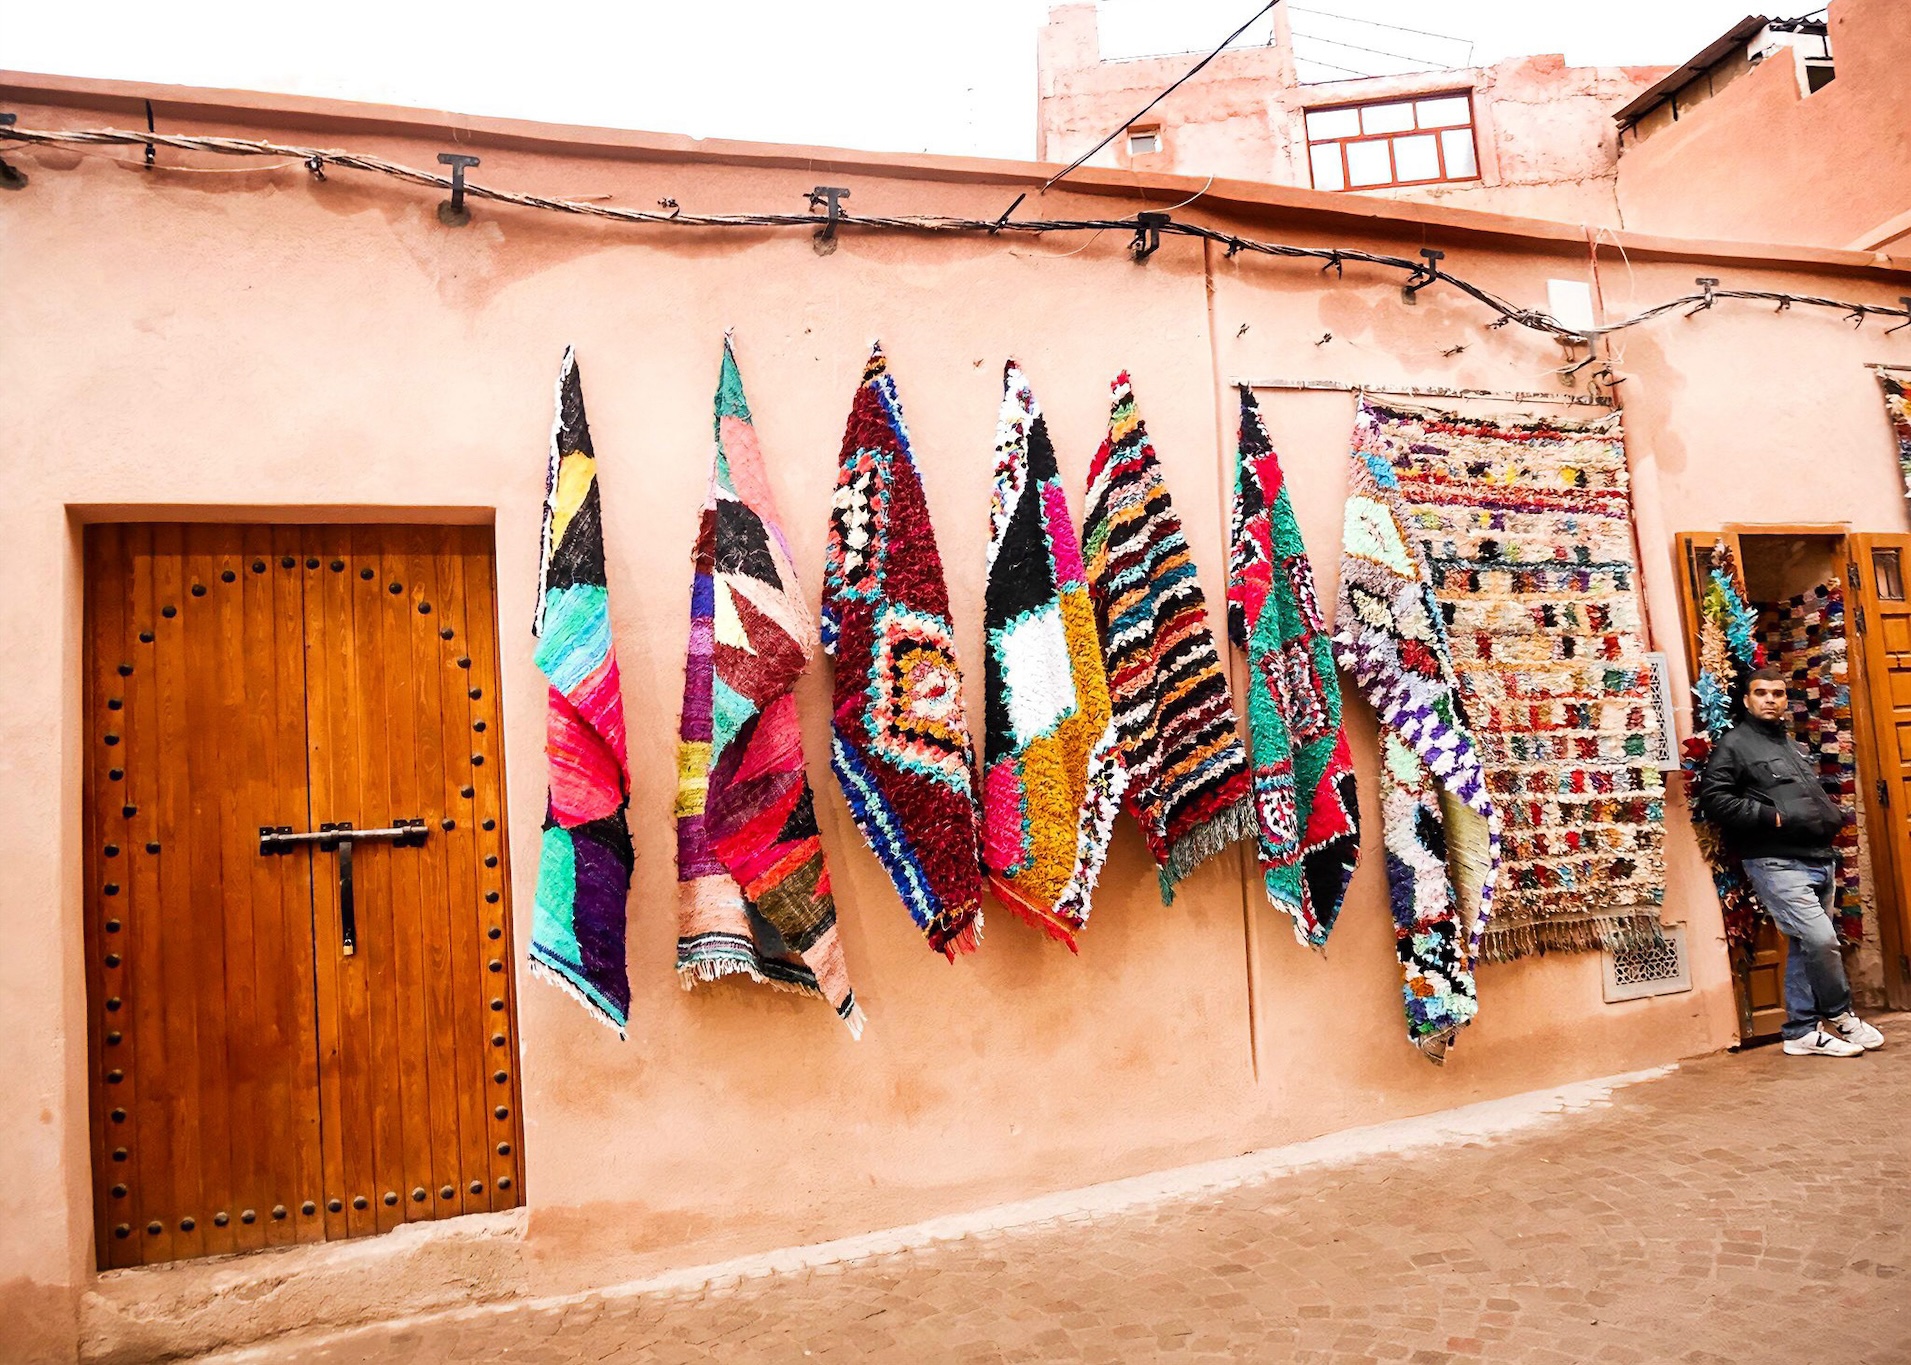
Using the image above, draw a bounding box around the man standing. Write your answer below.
[1699,666,1885,1057]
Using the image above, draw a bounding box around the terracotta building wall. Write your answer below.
[1036,4,1666,227]
[3,75,1910,1363]
[1615,0,1911,249]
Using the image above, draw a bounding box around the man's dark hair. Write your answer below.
[1747,665,1788,687]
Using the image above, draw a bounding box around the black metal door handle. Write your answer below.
[258,818,429,956]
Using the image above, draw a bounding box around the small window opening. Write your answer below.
[1127,128,1162,156]
[1804,59,1835,93]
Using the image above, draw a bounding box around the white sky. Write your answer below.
[7,1,1764,159]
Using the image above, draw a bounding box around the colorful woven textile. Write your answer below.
[1365,401,1666,962]
[675,338,864,1036]
[1754,582,1864,944]
[981,362,1125,948]
[529,347,635,1034]
[1082,373,1255,902]
[1335,438,1500,1063]
[1226,389,1360,947]
[822,344,986,959]
[1882,373,1911,498]
[1681,539,1765,959]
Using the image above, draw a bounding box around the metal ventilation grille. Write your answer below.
[1602,924,1691,1002]
[1644,652,1680,771]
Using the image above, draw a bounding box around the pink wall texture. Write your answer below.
[1037,3,1666,227]
[1615,0,1911,250]
[3,73,1911,1363]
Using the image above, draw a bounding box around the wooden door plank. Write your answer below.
[1851,534,1911,1006]
[460,531,524,1207]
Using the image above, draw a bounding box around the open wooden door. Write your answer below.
[1846,534,1911,1009]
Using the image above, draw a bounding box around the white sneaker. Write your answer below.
[1825,1012,1885,1051]
[1782,1028,1865,1058]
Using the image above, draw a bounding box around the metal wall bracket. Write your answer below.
[1130,211,1171,262]
[0,113,26,191]
[1401,248,1445,303]
[436,153,480,226]
[808,186,850,253]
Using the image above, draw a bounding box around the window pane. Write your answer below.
[1305,106,1360,140]
[1127,130,1159,155]
[1360,101,1415,135]
[1345,140,1393,187]
[1416,95,1471,128]
[1309,143,1346,191]
[1392,133,1440,182]
[1874,548,1904,601]
[1441,128,1478,178]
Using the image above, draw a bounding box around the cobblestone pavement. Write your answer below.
[209,1018,1911,1365]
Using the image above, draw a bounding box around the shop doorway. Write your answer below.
[82,524,524,1270]
[1674,527,1911,1043]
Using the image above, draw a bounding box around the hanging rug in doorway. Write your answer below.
[1363,400,1666,963]
[1681,538,1766,964]
[822,343,986,960]
[675,337,865,1036]
[1754,583,1864,944]
[529,346,635,1035]
[980,362,1125,949]
[1335,436,1500,1063]
[1880,373,1911,499]
[1227,388,1361,948]
[1082,372,1255,903]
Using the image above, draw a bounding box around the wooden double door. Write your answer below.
[84,524,524,1269]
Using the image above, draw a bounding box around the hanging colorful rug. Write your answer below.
[1227,388,1361,947]
[822,343,986,959]
[1681,538,1765,962]
[1754,582,1864,944]
[1335,437,1500,1063]
[1082,373,1255,903]
[529,346,635,1035]
[1362,400,1666,962]
[1881,372,1911,498]
[675,337,865,1036]
[981,361,1125,948]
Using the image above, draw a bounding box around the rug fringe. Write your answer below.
[1414,1027,1457,1066]
[1479,912,1664,965]
[1157,799,1257,904]
[941,915,985,960]
[676,957,824,1000]
[528,956,627,1040]
[842,1000,868,1042]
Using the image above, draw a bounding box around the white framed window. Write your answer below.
[1304,92,1481,192]
[1126,128,1162,156]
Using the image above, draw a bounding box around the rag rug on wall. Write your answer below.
[822,343,987,960]
[1082,373,1255,903]
[529,346,635,1035]
[1753,582,1864,944]
[980,361,1125,948]
[1226,388,1360,947]
[1680,538,1765,961]
[1881,373,1911,498]
[675,337,865,1035]
[1334,437,1500,1063]
[1364,400,1666,963]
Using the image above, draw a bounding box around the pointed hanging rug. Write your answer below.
[822,343,986,959]
[1082,372,1254,903]
[1227,389,1361,947]
[1335,434,1500,1063]
[675,337,864,1036]
[529,346,635,1034]
[1881,372,1911,498]
[980,361,1125,949]
[1362,400,1665,961]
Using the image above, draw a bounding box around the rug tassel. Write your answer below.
[676,957,824,1001]
[1157,799,1257,903]
[528,957,627,1040]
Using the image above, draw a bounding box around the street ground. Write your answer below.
[202,1016,1911,1364]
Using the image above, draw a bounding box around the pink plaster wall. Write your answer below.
[3,74,1910,1363]
[1037,4,1666,227]
[1615,0,1911,249]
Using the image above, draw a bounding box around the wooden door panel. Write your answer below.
[1851,534,1911,1006]
[302,525,522,1227]
[85,525,321,1268]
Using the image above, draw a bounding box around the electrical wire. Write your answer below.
[3,122,1907,346]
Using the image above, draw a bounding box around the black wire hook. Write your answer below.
[1130,211,1171,262]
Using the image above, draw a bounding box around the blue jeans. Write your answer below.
[1741,856,1852,1040]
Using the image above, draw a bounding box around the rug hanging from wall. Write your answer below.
[1335,432,1500,1063]
[1227,388,1360,947]
[1881,373,1911,498]
[1082,372,1255,902]
[1680,538,1765,962]
[1363,400,1666,962]
[529,346,636,1035]
[675,336,865,1035]
[980,361,1125,948]
[1753,581,1865,944]
[822,343,986,959]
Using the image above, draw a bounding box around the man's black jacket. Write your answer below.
[1697,715,1845,859]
